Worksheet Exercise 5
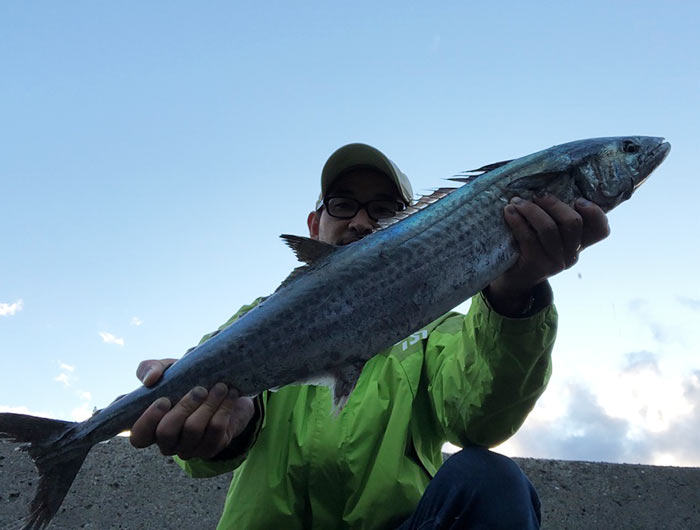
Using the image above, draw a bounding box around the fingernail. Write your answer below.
[511,197,523,204]
[140,369,153,384]
[535,191,548,199]
[576,198,591,207]
[212,383,228,399]
[155,397,171,412]
[192,387,207,403]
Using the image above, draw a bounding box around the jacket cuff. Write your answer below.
[478,281,554,333]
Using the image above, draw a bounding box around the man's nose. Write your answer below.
[348,207,376,233]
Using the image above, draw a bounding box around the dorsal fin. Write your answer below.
[280,234,337,265]
[461,159,514,175]
[447,174,480,185]
[377,187,459,229]
[445,159,515,185]
[375,158,514,231]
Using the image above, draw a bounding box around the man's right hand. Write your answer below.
[129,358,255,461]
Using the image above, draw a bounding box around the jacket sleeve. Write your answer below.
[423,283,557,448]
[173,298,267,478]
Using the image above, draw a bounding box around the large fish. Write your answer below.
[0,136,670,529]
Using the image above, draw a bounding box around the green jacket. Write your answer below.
[176,289,557,530]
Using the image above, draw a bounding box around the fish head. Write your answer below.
[574,136,671,212]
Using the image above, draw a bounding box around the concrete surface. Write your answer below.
[1,437,699,529]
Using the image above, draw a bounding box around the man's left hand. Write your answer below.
[485,194,610,316]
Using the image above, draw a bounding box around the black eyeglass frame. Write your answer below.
[322,196,407,221]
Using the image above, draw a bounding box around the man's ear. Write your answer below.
[307,210,320,240]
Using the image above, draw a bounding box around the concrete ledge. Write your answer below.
[1,437,699,529]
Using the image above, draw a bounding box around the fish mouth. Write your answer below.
[635,138,671,191]
[651,139,671,166]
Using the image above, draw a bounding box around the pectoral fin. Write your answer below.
[506,171,562,195]
[282,362,366,416]
[328,363,365,416]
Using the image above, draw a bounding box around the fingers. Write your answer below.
[504,202,544,269]
[136,358,178,387]
[509,195,591,269]
[152,385,212,457]
[534,194,584,268]
[495,194,611,301]
[509,196,567,269]
[129,383,246,460]
[130,397,172,448]
[196,395,255,459]
[574,198,610,249]
[172,383,232,460]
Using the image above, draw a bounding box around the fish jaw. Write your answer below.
[633,137,671,191]
[571,136,671,211]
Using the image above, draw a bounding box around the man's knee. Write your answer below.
[397,448,541,529]
[437,447,541,526]
[443,447,530,487]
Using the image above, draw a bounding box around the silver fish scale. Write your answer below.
[246,187,516,389]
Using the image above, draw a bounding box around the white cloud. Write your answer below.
[627,298,672,344]
[99,331,124,346]
[599,364,691,434]
[78,391,92,401]
[677,296,700,311]
[622,351,661,375]
[0,299,23,316]
[70,403,92,422]
[0,405,56,418]
[496,382,637,463]
[54,361,80,388]
[623,295,700,352]
[130,316,143,326]
[496,368,700,467]
[54,373,71,386]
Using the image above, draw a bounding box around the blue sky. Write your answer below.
[2,1,699,466]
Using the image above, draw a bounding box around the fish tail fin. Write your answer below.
[0,413,91,530]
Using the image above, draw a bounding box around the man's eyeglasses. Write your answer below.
[323,196,406,221]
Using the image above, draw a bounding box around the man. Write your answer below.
[131,143,609,529]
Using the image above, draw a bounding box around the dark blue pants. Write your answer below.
[396,447,541,530]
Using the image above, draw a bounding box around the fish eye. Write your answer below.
[622,140,640,154]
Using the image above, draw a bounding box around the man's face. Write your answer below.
[307,168,404,246]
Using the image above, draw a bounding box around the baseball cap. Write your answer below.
[315,143,414,210]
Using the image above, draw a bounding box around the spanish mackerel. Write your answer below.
[0,136,670,529]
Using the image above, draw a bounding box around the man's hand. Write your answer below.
[129,358,256,461]
[486,194,610,316]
